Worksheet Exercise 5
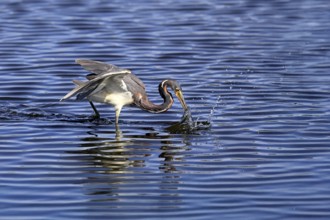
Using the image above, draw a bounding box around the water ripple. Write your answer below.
[1,0,330,219]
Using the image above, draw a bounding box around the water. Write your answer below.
[1,0,330,219]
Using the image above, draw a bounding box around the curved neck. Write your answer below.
[138,81,174,113]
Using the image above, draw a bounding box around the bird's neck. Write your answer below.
[138,93,173,113]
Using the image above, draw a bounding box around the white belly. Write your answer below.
[88,91,134,109]
[105,92,134,106]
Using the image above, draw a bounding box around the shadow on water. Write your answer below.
[65,124,190,204]
[69,131,190,173]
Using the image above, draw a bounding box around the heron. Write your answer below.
[60,59,188,125]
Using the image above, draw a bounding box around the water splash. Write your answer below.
[208,95,221,124]
[166,107,211,134]
[166,96,222,134]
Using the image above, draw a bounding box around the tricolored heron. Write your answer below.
[61,59,188,125]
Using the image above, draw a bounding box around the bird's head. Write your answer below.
[160,79,188,111]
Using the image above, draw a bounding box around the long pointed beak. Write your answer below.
[175,90,188,110]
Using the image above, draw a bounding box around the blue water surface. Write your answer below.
[1,0,330,219]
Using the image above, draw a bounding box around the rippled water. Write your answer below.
[1,0,330,219]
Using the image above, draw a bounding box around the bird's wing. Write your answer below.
[61,60,131,101]
[131,73,145,89]
[60,79,100,101]
[75,59,129,75]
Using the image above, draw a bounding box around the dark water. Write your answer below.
[1,0,330,219]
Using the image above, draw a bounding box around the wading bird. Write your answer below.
[61,59,188,125]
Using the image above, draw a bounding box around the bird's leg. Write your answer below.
[115,106,122,125]
[89,101,100,118]
[115,127,122,140]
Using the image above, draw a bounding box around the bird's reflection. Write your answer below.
[76,130,145,174]
[68,124,190,206]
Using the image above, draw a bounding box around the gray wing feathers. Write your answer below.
[127,73,145,90]
[61,59,131,101]
[75,59,130,75]
[60,79,101,101]
[60,81,87,101]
